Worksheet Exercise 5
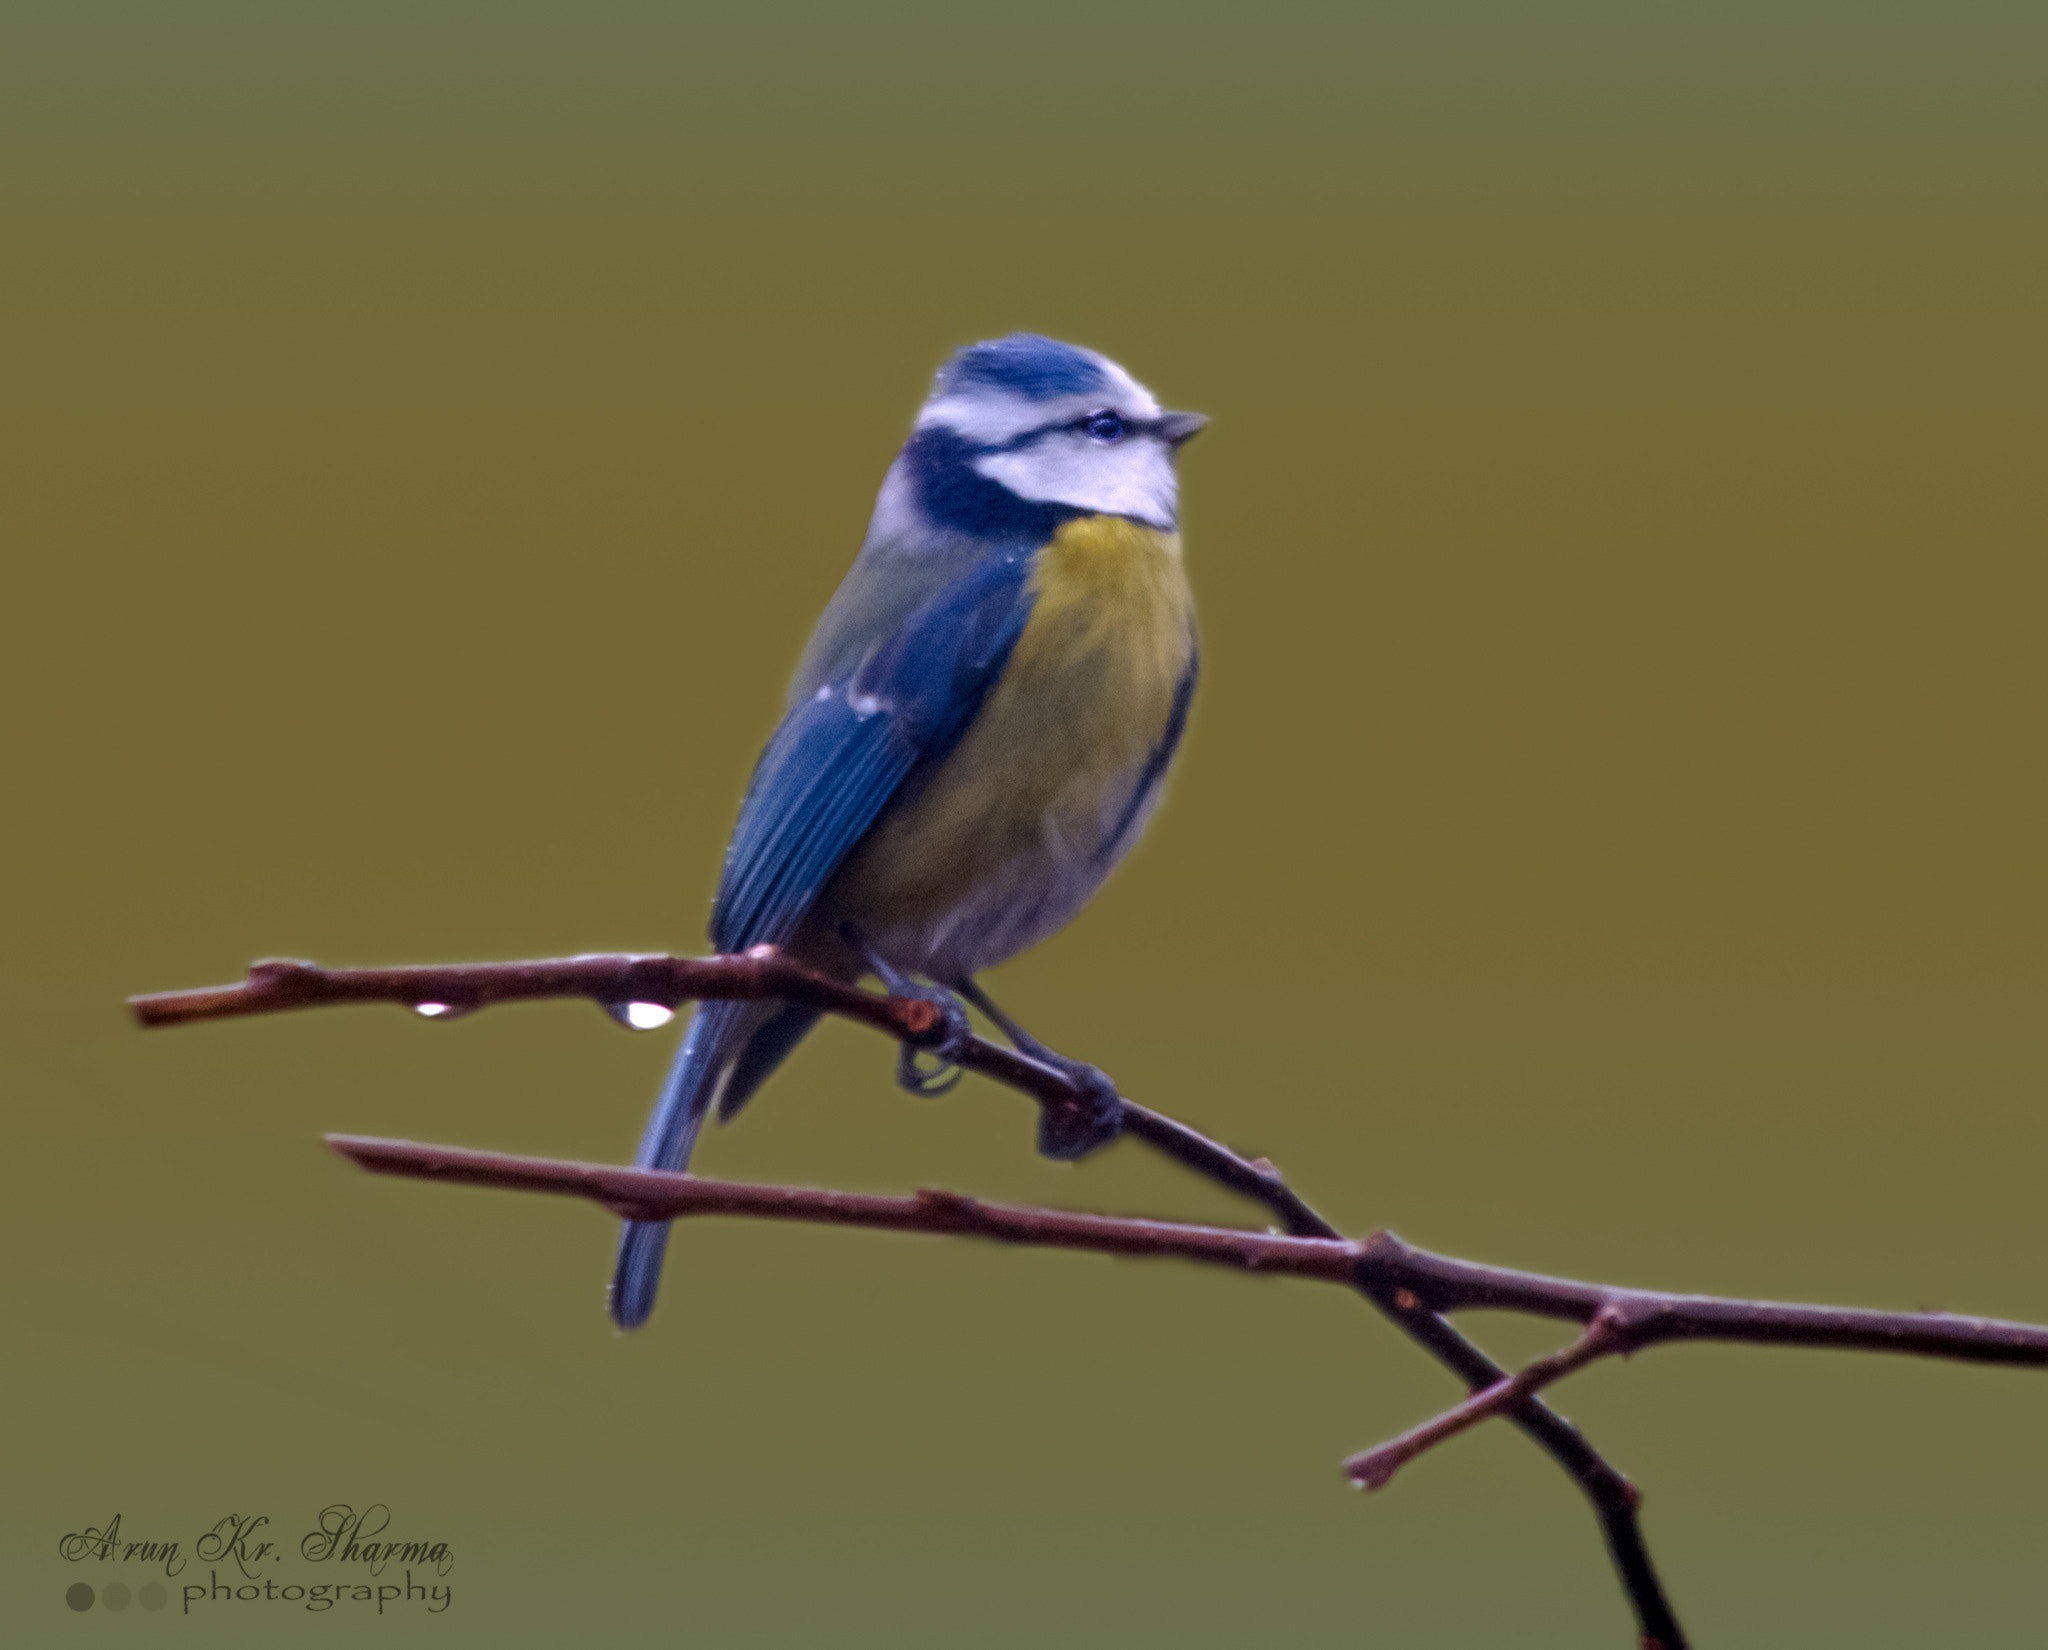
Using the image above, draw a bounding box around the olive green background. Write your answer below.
[5,4,2044,1644]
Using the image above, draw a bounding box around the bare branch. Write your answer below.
[1358,1233,2048,1364]
[325,1135,1359,1278]
[146,948,2048,1649]
[130,950,932,1041]
[327,1135,2048,1373]
[130,950,1118,1155]
[132,950,1696,1639]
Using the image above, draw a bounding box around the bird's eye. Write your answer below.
[1083,410,1125,443]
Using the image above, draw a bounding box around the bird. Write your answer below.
[611,333,1205,1328]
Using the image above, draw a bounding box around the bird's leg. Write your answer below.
[956,978,1123,1161]
[838,924,972,1097]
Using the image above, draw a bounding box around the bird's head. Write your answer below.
[906,333,1205,534]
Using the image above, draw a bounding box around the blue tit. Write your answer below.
[612,333,1205,1328]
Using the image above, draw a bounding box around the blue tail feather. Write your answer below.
[609,1002,744,1329]
[609,997,825,1328]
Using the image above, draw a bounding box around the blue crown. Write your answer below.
[937,333,1109,402]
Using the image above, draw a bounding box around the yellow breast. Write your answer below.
[1011,514,1195,700]
[824,514,1196,972]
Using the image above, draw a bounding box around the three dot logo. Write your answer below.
[65,1581,168,1612]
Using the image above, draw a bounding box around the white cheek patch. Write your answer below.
[974,435,1178,529]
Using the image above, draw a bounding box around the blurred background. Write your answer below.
[5,3,2043,1644]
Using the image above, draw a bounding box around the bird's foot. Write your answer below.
[948,977,1125,1160]
[838,923,975,1097]
[1031,1054,1125,1162]
[892,984,973,1097]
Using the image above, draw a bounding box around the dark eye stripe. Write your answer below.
[972,411,1157,454]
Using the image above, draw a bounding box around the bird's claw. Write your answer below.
[894,986,973,1098]
[1035,1058,1125,1161]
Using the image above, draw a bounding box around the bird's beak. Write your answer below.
[1156,410,1208,447]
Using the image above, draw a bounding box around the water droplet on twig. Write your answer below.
[410,1000,480,1020]
[598,1000,676,1031]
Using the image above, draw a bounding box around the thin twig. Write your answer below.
[130,950,1115,1154]
[130,950,933,1040]
[1109,1101,1679,1641]
[1345,1309,1632,1489]
[325,1135,1358,1276]
[324,1134,2048,1370]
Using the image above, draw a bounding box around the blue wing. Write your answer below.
[711,548,1036,952]
[612,548,1038,1328]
